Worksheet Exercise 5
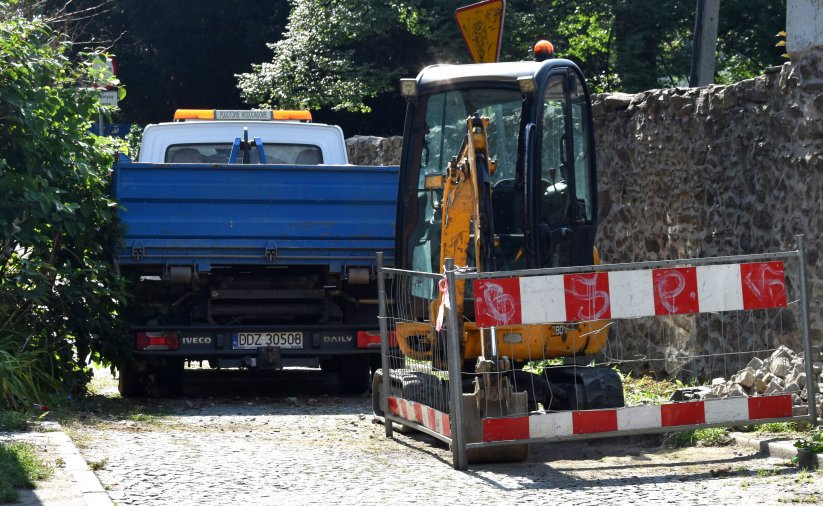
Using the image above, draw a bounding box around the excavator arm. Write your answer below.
[436,113,496,315]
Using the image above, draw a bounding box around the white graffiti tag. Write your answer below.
[655,270,689,314]
[478,282,517,325]
[743,263,785,305]
[565,274,610,321]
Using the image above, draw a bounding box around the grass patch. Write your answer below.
[50,380,172,429]
[617,371,694,406]
[755,422,798,434]
[127,412,169,423]
[0,442,51,503]
[0,411,27,431]
[664,427,731,448]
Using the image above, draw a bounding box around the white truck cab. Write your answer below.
[137,109,349,165]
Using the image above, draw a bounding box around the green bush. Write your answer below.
[0,2,128,407]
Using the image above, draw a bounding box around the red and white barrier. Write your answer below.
[482,394,793,442]
[388,396,451,437]
[474,261,787,328]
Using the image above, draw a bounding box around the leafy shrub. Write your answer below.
[0,2,129,407]
[794,429,823,453]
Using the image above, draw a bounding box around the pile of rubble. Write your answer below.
[698,345,821,417]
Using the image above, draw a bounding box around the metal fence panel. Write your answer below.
[376,239,814,470]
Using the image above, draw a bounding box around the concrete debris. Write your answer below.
[671,346,821,416]
[735,368,756,389]
[769,356,792,378]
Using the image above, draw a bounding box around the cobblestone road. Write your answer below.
[64,368,823,505]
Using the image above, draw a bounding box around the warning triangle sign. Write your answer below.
[455,0,506,63]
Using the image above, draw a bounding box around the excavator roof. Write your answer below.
[413,59,580,93]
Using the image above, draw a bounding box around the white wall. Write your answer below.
[787,0,823,53]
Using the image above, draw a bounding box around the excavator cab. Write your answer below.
[395,59,607,367]
[398,60,597,282]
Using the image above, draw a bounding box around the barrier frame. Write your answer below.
[376,236,815,470]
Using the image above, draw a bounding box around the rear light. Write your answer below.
[356,330,397,349]
[135,332,180,351]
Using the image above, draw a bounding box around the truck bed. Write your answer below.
[113,161,398,272]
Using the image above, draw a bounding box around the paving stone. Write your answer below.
[61,370,823,505]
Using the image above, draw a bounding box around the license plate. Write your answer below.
[233,332,303,349]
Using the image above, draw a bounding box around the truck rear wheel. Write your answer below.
[337,354,370,395]
[118,357,185,397]
[117,359,144,397]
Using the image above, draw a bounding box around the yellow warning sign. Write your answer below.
[455,0,506,63]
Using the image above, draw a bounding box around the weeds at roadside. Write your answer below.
[755,422,798,434]
[663,427,731,448]
[756,467,779,477]
[0,411,27,432]
[87,458,107,471]
[0,442,51,503]
[794,469,814,485]
[778,494,820,504]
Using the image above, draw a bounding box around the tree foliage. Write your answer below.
[0,1,127,406]
[239,0,786,130]
[237,0,436,113]
[25,1,786,134]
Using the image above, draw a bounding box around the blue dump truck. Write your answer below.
[113,109,398,396]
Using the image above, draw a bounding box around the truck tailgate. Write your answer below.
[113,162,398,272]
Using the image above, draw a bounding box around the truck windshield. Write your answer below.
[409,87,524,291]
[166,144,323,164]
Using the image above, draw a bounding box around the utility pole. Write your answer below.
[689,0,720,87]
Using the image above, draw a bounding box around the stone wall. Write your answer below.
[346,47,823,376]
[345,135,403,166]
[593,47,823,366]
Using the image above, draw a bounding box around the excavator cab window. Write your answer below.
[537,70,596,267]
[408,87,524,299]
[570,76,594,223]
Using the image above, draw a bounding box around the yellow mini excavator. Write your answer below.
[377,44,624,462]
